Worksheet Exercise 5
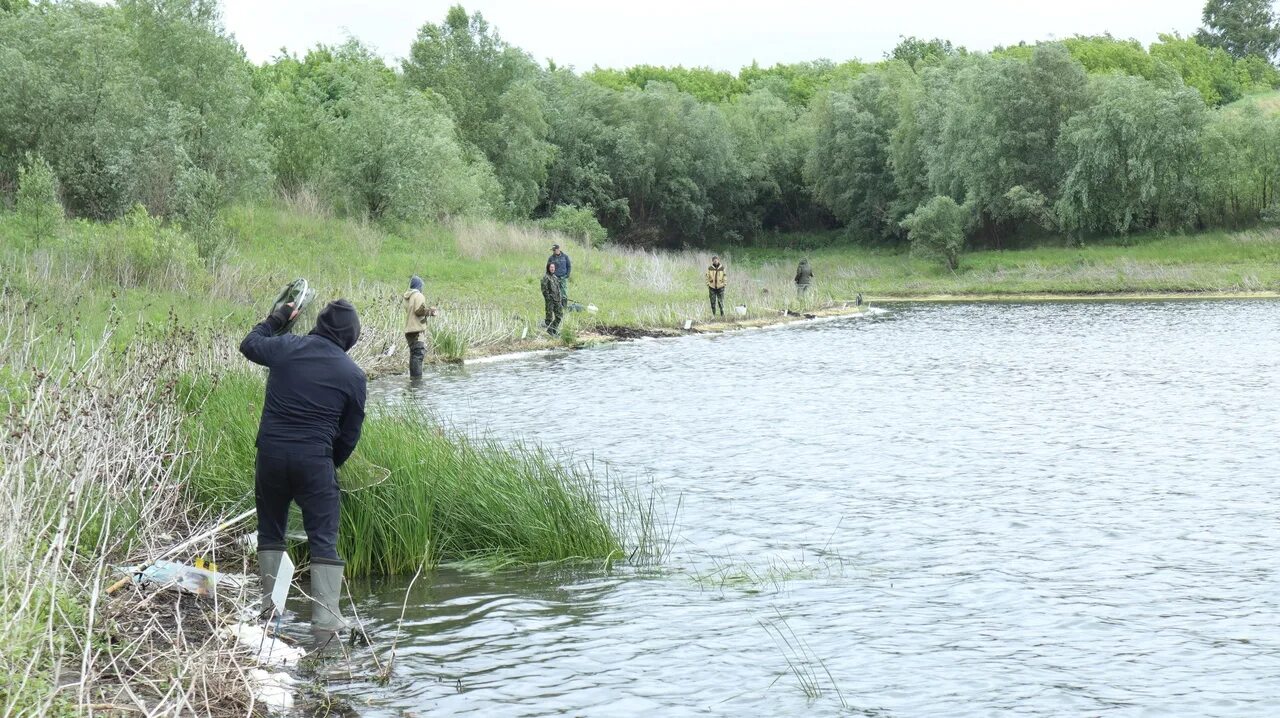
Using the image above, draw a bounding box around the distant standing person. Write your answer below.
[705,255,726,317]
[403,275,437,379]
[548,243,571,308]
[541,262,563,335]
[795,258,814,297]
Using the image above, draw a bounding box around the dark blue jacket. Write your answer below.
[239,300,367,467]
[548,252,571,278]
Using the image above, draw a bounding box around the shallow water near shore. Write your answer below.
[344,300,1280,716]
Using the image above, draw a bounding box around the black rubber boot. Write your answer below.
[409,340,426,378]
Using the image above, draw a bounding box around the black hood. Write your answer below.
[310,299,361,351]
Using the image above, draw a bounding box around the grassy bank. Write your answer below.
[11,203,1280,368]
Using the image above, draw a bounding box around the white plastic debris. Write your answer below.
[586,304,599,314]
[249,668,299,712]
[683,319,693,330]
[734,305,747,316]
[226,622,306,668]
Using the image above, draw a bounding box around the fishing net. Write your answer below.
[267,278,317,336]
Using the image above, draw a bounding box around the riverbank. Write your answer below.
[5,203,1280,712]
[8,204,1280,369]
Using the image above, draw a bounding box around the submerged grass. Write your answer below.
[180,371,642,575]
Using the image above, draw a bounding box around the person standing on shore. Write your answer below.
[548,243,571,308]
[239,299,367,652]
[706,255,726,317]
[541,262,563,335]
[403,275,437,379]
[795,258,814,298]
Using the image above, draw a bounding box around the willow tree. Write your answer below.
[403,5,551,218]
[1056,74,1206,235]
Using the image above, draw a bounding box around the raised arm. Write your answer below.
[240,303,299,367]
[239,317,288,367]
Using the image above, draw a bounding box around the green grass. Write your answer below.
[10,204,1280,371]
[179,371,638,575]
[1224,89,1280,115]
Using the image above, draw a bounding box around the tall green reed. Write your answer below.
[180,371,647,575]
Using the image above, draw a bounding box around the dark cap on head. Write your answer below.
[310,299,361,352]
[551,243,560,249]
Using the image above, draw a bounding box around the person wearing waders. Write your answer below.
[795,258,814,298]
[240,299,366,653]
[541,262,563,335]
[547,243,571,308]
[403,275,436,379]
[706,255,726,317]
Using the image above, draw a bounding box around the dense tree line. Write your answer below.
[3,0,1280,258]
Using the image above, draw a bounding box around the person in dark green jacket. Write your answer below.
[541,262,563,335]
[795,258,814,297]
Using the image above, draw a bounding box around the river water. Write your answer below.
[343,300,1280,716]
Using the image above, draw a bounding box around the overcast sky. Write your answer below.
[221,0,1208,71]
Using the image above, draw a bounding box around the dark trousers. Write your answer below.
[709,287,725,315]
[544,297,563,331]
[255,450,343,564]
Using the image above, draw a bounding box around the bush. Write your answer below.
[15,154,61,248]
[60,205,199,289]
[901,195,970,270]
[538,204,608,248]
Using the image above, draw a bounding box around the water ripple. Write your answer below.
[348,300,1280,716]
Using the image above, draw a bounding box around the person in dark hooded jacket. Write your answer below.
[239,299,367,651]
[795,258,814,297]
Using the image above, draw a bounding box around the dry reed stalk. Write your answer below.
[0,290,270,717]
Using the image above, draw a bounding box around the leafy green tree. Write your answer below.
[901,195,969,270]
[1199,105,1280,225]
[917,45,1087,244]
[538,204,608,247]
[1151,33,1245,105]
[119,0,270,212]
[585,64,746,102]
[724,87,822,231]
[257,42,401,195]
[1196,0,1280,60]
[16,154,61,247]
[889,36,960,70]
[605,83,750,245]
[538,70,629,230]
[332,83,498,222]
[1056,74,1207,235]
[403,5,550,217]
[805,72,902,240]
[0,4,150,218]
[738,60,866,106]
[1061,35,1162,79]
[493,79,553,218]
